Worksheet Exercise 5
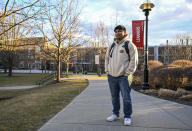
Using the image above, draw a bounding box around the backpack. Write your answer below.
[109,41,130,61]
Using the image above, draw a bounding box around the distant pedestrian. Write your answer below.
[105,25,138,126]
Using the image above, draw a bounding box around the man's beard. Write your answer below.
[115,35,126,41]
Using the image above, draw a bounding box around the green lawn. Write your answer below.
[0,79,88,130]
[0,73,51,87]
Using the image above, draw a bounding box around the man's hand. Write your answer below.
[124,73,129,76]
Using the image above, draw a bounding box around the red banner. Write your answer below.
[132,20,144,51]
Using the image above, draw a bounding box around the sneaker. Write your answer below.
[106,114,119,122]
[124,118,131,126]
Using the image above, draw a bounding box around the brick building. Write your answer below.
[1,37,191,73]
[0,37,46,70]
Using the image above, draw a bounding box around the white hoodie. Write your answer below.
[105,36,138,77]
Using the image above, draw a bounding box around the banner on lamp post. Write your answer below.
[132,20,144,51]
[95,55,99,64]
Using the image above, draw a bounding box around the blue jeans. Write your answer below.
[107,75,132,118]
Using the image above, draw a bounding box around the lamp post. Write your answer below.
[140,0,154,90]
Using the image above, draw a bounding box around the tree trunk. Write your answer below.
[97,64,101,76]
[57,48,61,82]
[4,66,7,73]
[8,56,13,77]
[57,60,61,82]
[66,62,69,76]
[44,60,47,74]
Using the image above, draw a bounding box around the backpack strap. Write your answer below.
[109,41,130,61]
[109,42,115,57]
[124,41,130,61]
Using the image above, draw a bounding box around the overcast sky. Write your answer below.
[80,0,192,46]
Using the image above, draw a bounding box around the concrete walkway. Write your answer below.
[0,85,38,90]
[39,77,192,131]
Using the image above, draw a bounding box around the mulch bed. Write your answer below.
[132,85,192,106]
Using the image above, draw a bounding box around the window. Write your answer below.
[19,64,24,68]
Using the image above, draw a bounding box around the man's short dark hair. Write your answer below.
[114,25,126,32]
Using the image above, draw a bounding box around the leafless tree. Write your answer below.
[37,0,81,82]
[0,11,42,76]
[86,21,109,74]
[166,32,192,63]
[0,0,40,37]
[94,21,110,48]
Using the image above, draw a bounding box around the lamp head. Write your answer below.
[140,0,154,11]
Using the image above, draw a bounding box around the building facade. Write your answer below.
[1,38,192,73]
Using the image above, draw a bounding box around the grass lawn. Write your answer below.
[0,79,88,130]
[0,73,52,87]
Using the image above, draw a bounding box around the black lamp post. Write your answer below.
[140,0,154,90]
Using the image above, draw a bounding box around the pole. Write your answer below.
[142,9,150,89]
[140,1,154,90]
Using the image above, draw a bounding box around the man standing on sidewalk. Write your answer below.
[105,25,138,126]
